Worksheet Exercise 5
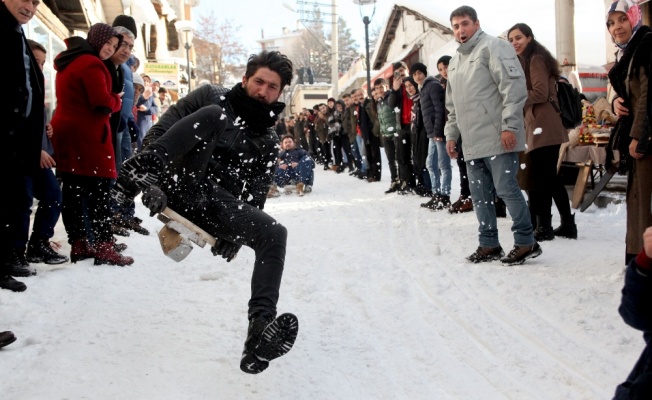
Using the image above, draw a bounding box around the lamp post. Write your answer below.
[175,20,194,93]
[353,0,376,98]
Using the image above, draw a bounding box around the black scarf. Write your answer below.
[608,26,652,104]
[225,82,285,133]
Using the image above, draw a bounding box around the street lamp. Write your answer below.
[175,20,194,92]
[353,0,376,98]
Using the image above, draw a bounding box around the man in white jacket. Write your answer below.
[444,5,541,265]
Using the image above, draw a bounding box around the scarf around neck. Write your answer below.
[225,82,286,133]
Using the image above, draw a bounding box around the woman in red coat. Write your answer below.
[51,23,133,266]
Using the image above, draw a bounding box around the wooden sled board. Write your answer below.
[157,208,216,248]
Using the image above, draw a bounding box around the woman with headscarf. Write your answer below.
[51,23,134,266]
[605,0,652,265]
[507,23,574,242]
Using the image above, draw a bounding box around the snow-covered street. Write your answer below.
[0,160,638,400]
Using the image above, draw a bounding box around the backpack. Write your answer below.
[550,80,583,129]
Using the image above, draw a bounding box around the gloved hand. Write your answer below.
[211,238,241,262]
[141,185,167,216]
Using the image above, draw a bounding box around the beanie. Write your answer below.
[132,72,145,87]
[409,62,428,76]
[87,23,122,54]
[113,15,138,39]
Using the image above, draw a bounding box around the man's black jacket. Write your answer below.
[143,84,279,210]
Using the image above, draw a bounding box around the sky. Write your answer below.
[0,154,638,399]
[193,0,612,67]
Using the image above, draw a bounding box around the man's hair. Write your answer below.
[245,51,293,90]
[281,134,295,142]
[450,5,478,22]
[392,61,408,71]
[349,88,357,95]
[374,78,387,86]
[437,55,452,67]
[342,93,351,99]
[113,26,135,40]
[26,39,46,54]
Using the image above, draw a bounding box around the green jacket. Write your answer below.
[377,90,399,138]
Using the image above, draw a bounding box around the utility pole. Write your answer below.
[331,0,339,98]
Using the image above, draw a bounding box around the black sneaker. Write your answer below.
[434,195,451,210]
[501,242,542,266]
[117,217,150,236]
[240,313,299,374]
[112,151,167,206]
[466,246,505,263]
[0,275,27,292]
[26,239,69,265]
[421,195,439,209]
[5,250,35,277]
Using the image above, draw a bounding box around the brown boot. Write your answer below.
[70,239,95,263]
[296,182,305,196]
[94,242,134,266]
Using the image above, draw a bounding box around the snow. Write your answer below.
[0,157,639,400]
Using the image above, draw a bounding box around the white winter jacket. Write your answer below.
[444,29,527,160]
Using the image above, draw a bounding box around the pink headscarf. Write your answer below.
[606,0,643,37]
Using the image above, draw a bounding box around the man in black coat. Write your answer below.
[113,51,298,375]
[1,0,45,292]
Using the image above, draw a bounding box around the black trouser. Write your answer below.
[383,136,398,182]
[332,134,354,167]
[364,134,382,180]
[60,173,113,243]
[397,125,415,186]
[149,105,286,316]
[527,144,569,223]
[456,138,470,197]
[320,140,332,165]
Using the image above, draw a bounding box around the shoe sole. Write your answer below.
[501,247,543,266]
[467,251,505,264]
[240,313,299,374]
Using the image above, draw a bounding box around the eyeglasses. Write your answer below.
[119,42,135,52]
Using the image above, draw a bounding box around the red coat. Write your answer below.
[51,53,122,179]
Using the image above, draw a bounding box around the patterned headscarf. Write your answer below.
[606,0,643,44]
[86,23,122,55]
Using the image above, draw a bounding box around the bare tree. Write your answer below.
[194,13,247,85]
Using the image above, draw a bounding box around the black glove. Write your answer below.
[141,185,167,216]
[211,238,241,262]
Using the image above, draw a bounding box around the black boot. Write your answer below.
[240,312,298,374]
[5,249,35,277]
[534,215,555,242]
[554,213,578,239]
[0,275,26,292]
[26,239,69,265]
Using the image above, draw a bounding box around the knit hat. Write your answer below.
[606,0,642,35]
[409,62,428,76]
[132,72,144,88]
[112,15,138,39]
[87,23,122,54]
[392,61,408,71]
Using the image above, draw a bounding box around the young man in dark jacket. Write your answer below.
[614,226,652,399]
[273,134,315,195]
[1,0,45,292]
[113,51,298,374]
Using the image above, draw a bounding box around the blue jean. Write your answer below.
[355,135,368,173]
[22,168,62,245]
[466,152,534,248]
[274,156,315,186]
[426,139,452,196]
